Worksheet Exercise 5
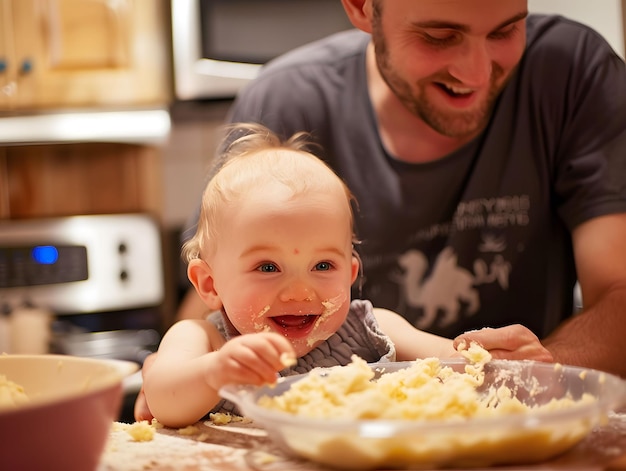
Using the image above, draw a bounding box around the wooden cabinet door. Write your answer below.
[3,0,170,111]
[3,143,163,218]
[0,0,17,109]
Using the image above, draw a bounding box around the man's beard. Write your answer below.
[408,70,504,139]
[372,25,507,139]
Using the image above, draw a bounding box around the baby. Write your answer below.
[141,123,552,427]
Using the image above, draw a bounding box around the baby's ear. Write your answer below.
[187,259,223,310]
[350,254,360,285]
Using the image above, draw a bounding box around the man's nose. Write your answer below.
[279,278,314,302]
[448,39,493,88]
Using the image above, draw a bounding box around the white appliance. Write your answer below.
[0,213,163,314]
[170,0,354,100]
[0,213,163,362]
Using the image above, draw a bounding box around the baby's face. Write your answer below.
[208,184,358,357]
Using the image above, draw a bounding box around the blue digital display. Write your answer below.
[31,245,59,265]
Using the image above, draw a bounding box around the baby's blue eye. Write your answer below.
[314,262,332,271]
[258,263,278,273]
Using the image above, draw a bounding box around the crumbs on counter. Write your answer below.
[113,420,156,442]
[176,425,210,442]
[177,425,200,436]
[249,450,281,466]
[206,412,251,426]
[109,412,251,439]
[151,418,164,429]
[107,413,253,448]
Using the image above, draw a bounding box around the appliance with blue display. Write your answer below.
[0,214,163,313]
[0,214,164,422]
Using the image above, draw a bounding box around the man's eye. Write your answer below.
[314,261,332,271]
[258,263,278,273]
[489,24,519,40]
[422,32,459,47]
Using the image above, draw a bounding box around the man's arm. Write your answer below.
[375,308,554,362]
[543,213,626,377]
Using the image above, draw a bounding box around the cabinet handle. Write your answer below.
[0,59,6,73]
[19,59,33,75]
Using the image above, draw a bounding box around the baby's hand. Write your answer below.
[453,325,554,363]
[207,332,296,390]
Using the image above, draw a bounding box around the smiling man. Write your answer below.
[367,1,527,149]
[174,0,626,377]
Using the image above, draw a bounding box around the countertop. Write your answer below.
[99,413,626,471]
[0,108,171,145]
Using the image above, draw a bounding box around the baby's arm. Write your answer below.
[143,319,294,427]
[373,308,457,360]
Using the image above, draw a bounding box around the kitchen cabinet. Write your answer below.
[0,143,162,219]
[0,0,170,111]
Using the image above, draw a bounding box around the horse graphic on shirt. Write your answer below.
[395,247,480,329]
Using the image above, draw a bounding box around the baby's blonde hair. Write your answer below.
[182,123,357,262]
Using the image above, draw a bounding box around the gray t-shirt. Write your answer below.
[202,15,626,339]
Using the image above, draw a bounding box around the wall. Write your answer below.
[159,101,231,229]
[529,0,625,58]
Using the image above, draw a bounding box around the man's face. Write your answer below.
[371,0,528,139]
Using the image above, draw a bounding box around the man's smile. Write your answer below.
[436,82,476,97]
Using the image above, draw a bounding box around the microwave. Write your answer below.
[170,0,354,101]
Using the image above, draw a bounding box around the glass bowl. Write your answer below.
[220,359,626,470]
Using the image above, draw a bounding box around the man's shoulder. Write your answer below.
[231,29,369,116]
[525,13,618,58]
[518,13,623,95]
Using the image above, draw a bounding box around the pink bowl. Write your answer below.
[0,354,137,471]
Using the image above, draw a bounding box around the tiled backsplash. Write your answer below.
[160,101,231,228]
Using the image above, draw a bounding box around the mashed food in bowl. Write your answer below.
[0,375,29,410]
[254,344,600,469]
[258,343,587,420]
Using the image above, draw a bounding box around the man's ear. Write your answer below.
[340,0,374,33]
[187,259,223,311]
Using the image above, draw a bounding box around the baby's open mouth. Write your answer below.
[271,315,319,331]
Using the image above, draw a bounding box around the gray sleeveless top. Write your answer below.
[208,299,395,415]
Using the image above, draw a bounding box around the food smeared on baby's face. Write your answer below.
[305,294,346,347]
